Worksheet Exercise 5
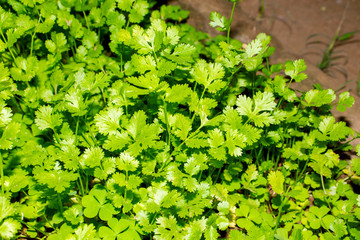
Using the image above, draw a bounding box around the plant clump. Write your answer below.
[0,0,360,239]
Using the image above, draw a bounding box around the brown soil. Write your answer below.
[170,0,360,148]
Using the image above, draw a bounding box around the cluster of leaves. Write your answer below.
[0,0,360,239]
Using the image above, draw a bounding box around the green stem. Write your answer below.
[274,186,291,231]
[72,37,78,49]
[162,99,171,147]
[265,56,270,74]
[150,212,159,225]
[276,78,294,109]
[53,130,61,144]
[158,123,205,172]
[227,1,237,44]
[255,146,263,166]
[218,65,242,99]
[100,87,106,104]
[252,71,256,96]
[43,214,56,230]
[198,170,203,182]
[0,30,17,65]
[152,50,158,65]
[124,172,128,200]
[124,92,128,116]
[0,153,4,195]
[274,198,284,230]
[213,167,223,184]
[57,193,64,214]
[19,220,48,236]
[30,32,36,57]
[78,172,85,197]
[320,173,332,209]
[189,86,207,127]
[274,149,281,171]
[30,15,41,56]
[266,147,270,162]
[85,171,89,194]
[334,134,360,150]
[159,84,211,172]
[318,1,349,70]
[296,158,310,182]
[320,174,326,195]
[74,117,80,146]
[125,18,130,30]
[83,11,91,30]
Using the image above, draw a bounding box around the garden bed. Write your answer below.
[0,0,360,239]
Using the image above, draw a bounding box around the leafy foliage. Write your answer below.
[0,0,359,239]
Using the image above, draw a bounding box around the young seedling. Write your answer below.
[258,0,265,19]
[306,0,359,79]
[209,0,241,43]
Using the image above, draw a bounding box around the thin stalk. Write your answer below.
[43,214,56,230]
[86,121,98,146]
[85,172,89,194]
[158,123,205,172]
[213,167,223,184]
[78,172,85,197]
[208,168,216,181]
[265,148,270,163]
[274,186,291,231]
[334,134,360,150]
[274,149,281,171]
[57,194,64,213]
[0,153,4,195]
[30,32,36,57]
[124,171,128,201]
[125,18,130,30]
[0,30,17,65]
[198,170,203,182]
[150,212,159,225]
[218,65,242,99]
[76,180,82,196]
[124,91,128,116]
[72,38,78,49]
[173,124,204,153]
[19,220,48,236]
[320,173,332,209]
[320,173,327,195]
[162,99,171,147]
[30,15,41,56]
[83,11,91,30]
[276,80,293,109]
[227,1,237,44]
[296,158,310,182]
[274,199,284,230]
[189,87,207,125]
[295,158,301,180]
[100,88,106,104]
[265,56,270,74]
[74,117,80,146]
[276,78,294,109]
[152,50,159,65]
[120,48,124,73]
[53,130,61,144]
[252,71,256,96]
[318,0,349,70]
